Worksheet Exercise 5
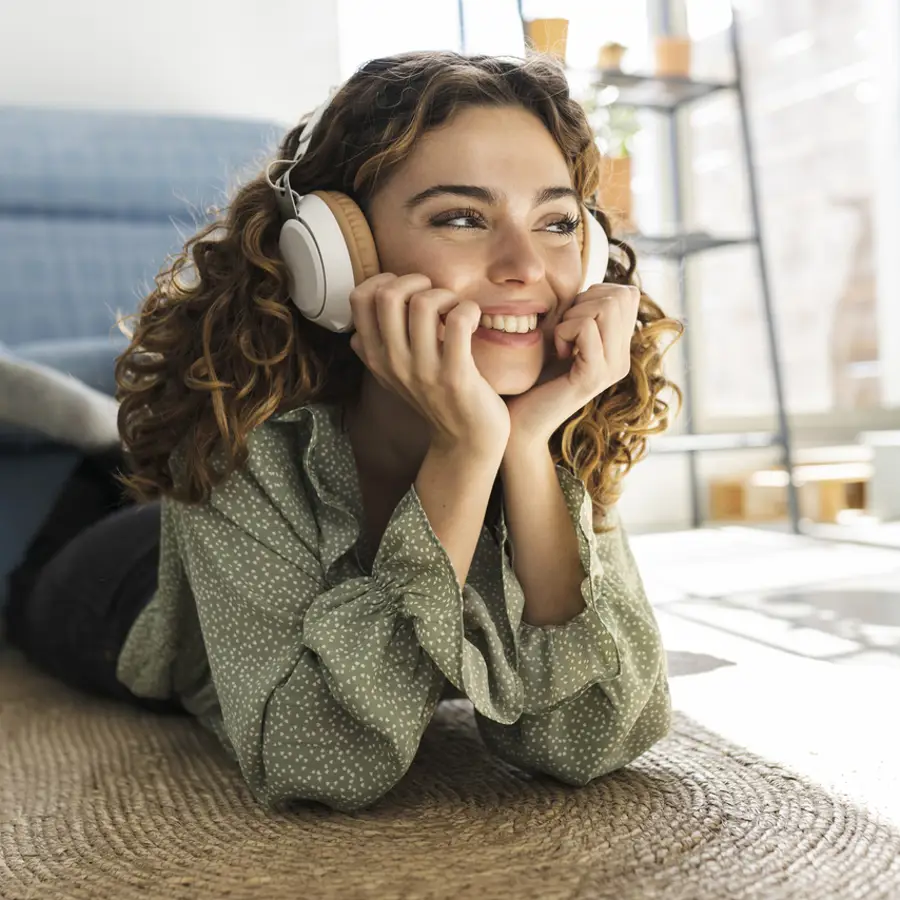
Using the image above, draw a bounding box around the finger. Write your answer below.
[570,321,606,386]
[577,283,640,301]
[562,285,639,320]
[441,299,481,374]
[373,273,433,373]
[554,316,593,359]
[585,300,629,372]
[348,272,401,331]
[595,290,635,359]
[349,273,398,364]
[573,314,604,357]
[589,299,634,383]
[408,288,459,375]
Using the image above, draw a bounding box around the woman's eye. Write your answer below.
[545,215,581,235]
[430,211,581,233]
[431,209,485,230]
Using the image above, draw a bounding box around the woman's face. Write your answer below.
[367,104,584,396]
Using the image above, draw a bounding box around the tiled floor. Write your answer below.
[630,525,900,671]
[630,526,900,824]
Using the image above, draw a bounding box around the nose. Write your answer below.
[486,222,546,286]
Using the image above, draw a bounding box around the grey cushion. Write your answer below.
[0,338,124,451]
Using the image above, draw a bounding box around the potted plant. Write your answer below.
[598,41,627,71]
[523,17,569,62]
[581,93,640,231]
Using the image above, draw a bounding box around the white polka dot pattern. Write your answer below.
[116,403,671,812]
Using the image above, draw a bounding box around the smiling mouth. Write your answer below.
[478,312,547,334]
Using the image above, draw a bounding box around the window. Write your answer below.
[683,0,900,421]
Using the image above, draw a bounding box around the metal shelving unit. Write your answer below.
[517,1,801,533]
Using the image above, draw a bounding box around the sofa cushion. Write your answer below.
[0,215,186,345]
[0,106,282,346]
[0,106,281,221]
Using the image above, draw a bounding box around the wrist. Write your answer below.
[429,425,509,462]
[502,432,551,465]
[427,433,506,471]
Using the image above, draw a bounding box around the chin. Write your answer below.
[484,372,541,397]
[476,350,545,398]
[495,380,539,397]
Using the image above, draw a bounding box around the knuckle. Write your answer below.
[351,272,395,302]
[375,285,403,305]
[446,299,478,323]
[408,291,434,314]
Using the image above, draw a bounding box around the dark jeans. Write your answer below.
[4,449,185,715]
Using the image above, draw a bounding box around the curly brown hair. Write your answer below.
[116,50,683,525]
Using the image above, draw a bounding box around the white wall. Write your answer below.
[0,0,341,125]
[337,0,460,77]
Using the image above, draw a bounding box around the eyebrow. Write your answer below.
[404,184,580,209]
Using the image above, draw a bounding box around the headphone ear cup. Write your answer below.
[312,191,381,284]
[280,191,381,332]
[580,208,610,290]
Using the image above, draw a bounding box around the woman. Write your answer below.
[5,51,683,813]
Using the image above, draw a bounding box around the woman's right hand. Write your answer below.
[348,273,510,456]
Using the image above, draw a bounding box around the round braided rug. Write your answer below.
[1,650,899,900]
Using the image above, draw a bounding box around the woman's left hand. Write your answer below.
[505,284,641,448]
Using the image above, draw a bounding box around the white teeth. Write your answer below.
[480,313,539,333]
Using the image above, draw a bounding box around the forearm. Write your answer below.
[415,440,504,586]
[500,441,586,627]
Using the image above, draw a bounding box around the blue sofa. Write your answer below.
[0,105,282,610]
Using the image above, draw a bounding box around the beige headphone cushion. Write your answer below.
[312,191,381,285]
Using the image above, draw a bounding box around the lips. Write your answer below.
[474,326,543,347]
[479,302,550,317]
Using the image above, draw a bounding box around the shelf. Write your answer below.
[623,232,754,260]
[571,68,735,111]
[650,432,782,454]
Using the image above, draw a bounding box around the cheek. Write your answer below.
[377,232,482,291]
[558,249,584,300]
[552,247,585,298]
[371,227,416,275]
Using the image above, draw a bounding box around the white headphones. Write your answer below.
[267,87,611,333]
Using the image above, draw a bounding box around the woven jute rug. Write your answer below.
[2,649,899,900]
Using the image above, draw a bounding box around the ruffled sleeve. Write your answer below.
[302,484,524,727]
[171,422,523,813]
[475,466,671,785]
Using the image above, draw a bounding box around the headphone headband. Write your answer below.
[267,84,343,223]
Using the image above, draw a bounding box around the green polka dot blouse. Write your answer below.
[116,402,671,813]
